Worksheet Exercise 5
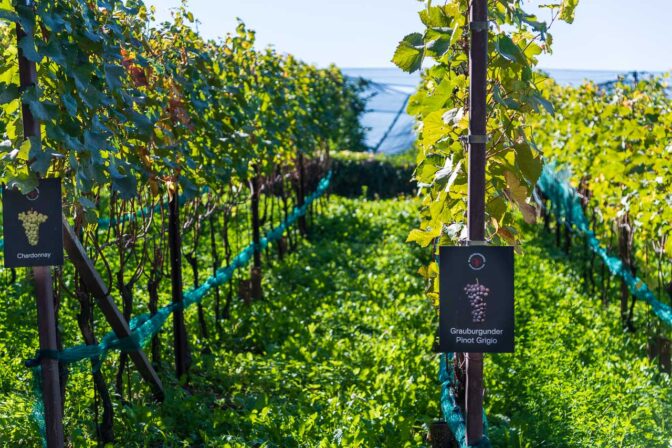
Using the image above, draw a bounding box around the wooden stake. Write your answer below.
[168,192,190,382]
[250,167,263,300]
[16,5,65,445]
[62,222,165,400]
[34,267,65,448]
[466,0,488,444]
[429,421,456,448]
[297,153,308,237]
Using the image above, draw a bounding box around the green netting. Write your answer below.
[537,164,672,327]
[439,354,491,448]
[30,366,47,447]
[26,171,332,444]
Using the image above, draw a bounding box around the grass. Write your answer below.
[487,225,672,447]
[0,196,670,446]
[0,196,439,447]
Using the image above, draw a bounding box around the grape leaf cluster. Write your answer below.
[531,75,672,296]
[392,0,579,300]
[0,1,367,222]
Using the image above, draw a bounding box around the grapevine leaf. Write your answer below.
[18,138,31,160]
[442,107,464,125]
[487,196,507,223]
[15,5,35,34]
[392,33,424,73]
[17,34,41,62]
[407,227,441,247]
[39,9,67,33]
[493,84,520,110]
[497,227,516,244]
[418,261,439,279]
[0,83,19,104]
[515,143,543,183]
[416,155,443,184]
[434,156,462,193]
[504,170,529,203]
[423,109,454,147]
[504,170,537,224]
[426,30,452,58]
[518,201,537,224]
[418,265,431,279]
[0,7,17,23]
[518,13,548,34]
[434,157,456,182]
[29,138,52,176]
[71,65,92,92]
[109,162,138,200]
[8,170,39,193]
[104,63,125,91]
[78,197,96,211]
[419,6,451,28]
[559,0,579,24]
[61,92,78,117]
[127,109,154,139]
[22,86,55,122]
[496,35,526,65]
[533,91,554,115]
[41,39,67,67]
[29,101,54,122]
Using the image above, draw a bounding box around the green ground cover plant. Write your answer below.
[488,223,672,447]
[0,196,669,446]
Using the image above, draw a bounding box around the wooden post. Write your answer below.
[429,421,456,448]
[297,153,307,237]
[16,5,65,445]
[34,267,65,448]
[648,336,672,374]
[618,216,631,326]
[168,190,190,382]
[465,0,487,444]
[62,222,164,400]
[250,168,263,300]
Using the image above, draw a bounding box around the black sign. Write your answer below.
[3,178,64,267]
[439,246,514,353]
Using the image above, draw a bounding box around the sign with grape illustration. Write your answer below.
[439,246,514,353]
[2,178,64,267]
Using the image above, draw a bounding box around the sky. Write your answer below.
[144,0,672,72]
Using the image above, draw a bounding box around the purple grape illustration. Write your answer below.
[464,280,489,323]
